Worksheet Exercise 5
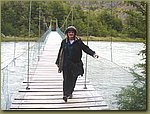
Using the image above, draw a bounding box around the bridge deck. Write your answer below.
[10,32,109,110]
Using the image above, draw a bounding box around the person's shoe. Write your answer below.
[63,96,67,102]
[68,94,72,99]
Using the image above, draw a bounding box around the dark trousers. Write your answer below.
[63,67,78,97]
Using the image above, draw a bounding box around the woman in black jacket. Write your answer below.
[55,26,99,102]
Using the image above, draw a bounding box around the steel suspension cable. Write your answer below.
[13,37,16,66]
[60,10,72,29]
[60,3,75,30]
[26,1,32,90]
[38,6,41,61]
[71,5,74,25]
[56,18,58,28]
[110,1,113,62]
[84,0,90,89]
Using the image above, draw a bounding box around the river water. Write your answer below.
[1,40,144,110]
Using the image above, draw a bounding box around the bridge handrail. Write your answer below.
[56,27,65,40]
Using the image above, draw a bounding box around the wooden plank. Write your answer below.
[21,84,92,88]
[23,80,89,83]
[22,81,90,84]
[10,101,108,109]
[12,100,104,105]
[21,83,90,86]
[18,89,95,92]
[14,96,104,100]
[13,91,100,98]
[10,107,109,110]
[10,105,108,110]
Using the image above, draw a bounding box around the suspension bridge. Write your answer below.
[1,1,136,110]
[1,21,110,110]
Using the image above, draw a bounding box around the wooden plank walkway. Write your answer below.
[9,32,109,110]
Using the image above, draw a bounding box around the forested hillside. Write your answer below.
[1,1,146,39]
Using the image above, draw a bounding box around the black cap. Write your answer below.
[64,26,77,35]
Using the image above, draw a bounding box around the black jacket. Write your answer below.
[56,38,95,76]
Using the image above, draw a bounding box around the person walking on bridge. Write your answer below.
[56,26,99,102]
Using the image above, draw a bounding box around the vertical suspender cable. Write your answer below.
[13,15,16,66]
[84,1,90,89]
[56,18,58,28]
[13,37,16,66]
[71,5,74,25]
[110,1,113,62]
[50,19,52,29]
[26,1,31,90]
[43,17,47,30]
[38,6,41,61]
[66,19,68,29]
[39,7,41,37]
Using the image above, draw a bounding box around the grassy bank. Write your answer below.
[1,36,39,42]
[1,36,145,42]
[80,36,145,42]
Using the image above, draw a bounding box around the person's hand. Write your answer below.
[93,54,99,58]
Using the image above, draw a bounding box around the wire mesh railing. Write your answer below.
[81,54,134,109]
[56,27,65,40]
[1,50,29,110]
[1,28,51,110]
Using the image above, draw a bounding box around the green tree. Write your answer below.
[123,1,146,39]
[115,43,146,110]
[115,1,147,110]
[124,10,146,38]
[98,9,123,37]
[1,1,29,36]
